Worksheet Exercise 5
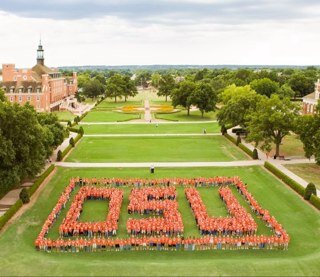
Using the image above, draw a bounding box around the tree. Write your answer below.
[82,79,105,99]
[158,74,175,102]
[295,104,320,163]
[0,88,6,102]
[250,78,280,97]
[217,85,262,128]
[69,137,75,147]
[57,150,63,162]
[122,75,138,102]
[246,95,299,157]
[105,74,125,103]
[171,80,196,115]
[289,73,314,98]
[304,183,317,200]
[277,84,295,99]
[151,73,161,88]
[77,73,90,89]
[190,81,217,118]
[19,188,30,204]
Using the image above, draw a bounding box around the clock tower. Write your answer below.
[37,40,44,65]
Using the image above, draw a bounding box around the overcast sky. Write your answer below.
[0,0,319,67]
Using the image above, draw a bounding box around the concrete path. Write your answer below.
[144,99,152,122]
[56,160,265,168]
[79,121,217,125]
[83,133,220,137]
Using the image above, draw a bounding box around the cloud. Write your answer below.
[0,0,319,26]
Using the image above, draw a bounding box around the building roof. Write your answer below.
[1,80,42,93]
[303,92,315,100]
[31,63,57,77]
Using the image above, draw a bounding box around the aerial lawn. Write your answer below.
[82,111,141,122]
[284,163,320,190]
[65,136,249,162]
[0,166,319,276]
[52,110,75,121]
[95,100,142,109]
[156,110,217,121]
[81,122,221,134]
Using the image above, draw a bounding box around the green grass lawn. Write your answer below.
[0,166,319,276]
[82,122,221,134]
[284,163,320,190]
[52,111,75,121]
[66,136,248,162]
[82,111,141,122]
[156,110,217,121]
[95,100,142,109]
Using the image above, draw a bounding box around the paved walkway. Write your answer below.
[84,133,220,137]
[144,99,152,122]
[79,121,217,125]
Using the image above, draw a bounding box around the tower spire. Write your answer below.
[37,39,44,65]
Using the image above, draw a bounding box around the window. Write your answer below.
[28,87,32,93]
[10,96,13,102]
[23,75,27,80]
[36,96,40,101]
[10,87,14,93]
[19,87,23,93]
[27,96,31,102]
[19,96,22,102]
[36,87,41,93]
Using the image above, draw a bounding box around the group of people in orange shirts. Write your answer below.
[59,187,123,237]
[186,187,257,235]
[35,176,289,252]
[127,187,183,236]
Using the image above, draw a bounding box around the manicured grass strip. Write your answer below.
[82,111,141,122]
[285,163,320,190]
[66,136,249,162]
[28,165,55,197]
[79,199,109,222]
[264,161,305,196]
[53,111,75,121]
[96,100,142,109]
[197,187,228,217]
[0,167,319,276]
[155,110,217,122]
[82,122,220,134]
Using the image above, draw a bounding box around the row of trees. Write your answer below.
[0,89,65,197]
[77,73,137,102]
[217,84,320,162]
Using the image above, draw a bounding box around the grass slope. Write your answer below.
[66,136,248,162]
[156,110,217,122]
[0,167,319,276]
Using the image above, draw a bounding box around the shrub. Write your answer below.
[224,133,237,145]
[252,148,259,160]
[28,165,55,197]
[79,126,84,136]
[304,183,317,200]
[236,135,241,146]
[309,194,320,210]
[19,188,30,204]
[264,162,305,196]
[238,143,254,158]
[0,199,23,230]
[57,150,63,161]
[67,120,72,127]
[69,137,75,147]
[220,125,227,135]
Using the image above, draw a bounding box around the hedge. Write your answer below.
[59,133,83,161]
[238,143,254,158]
[28,165,55,197]
[309,194,320,210]
[264,162,305,196]
[0,199,23,230]
[224,133,237,145]
[68,127,81,133]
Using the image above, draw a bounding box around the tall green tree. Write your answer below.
[122,75,138,102]
[217,85,262,128]
[295,103,320,163]
[151,73,161,88]
[246,95,299,157]
[82,79,105,99]
[105,74,125,103]
[158,74,175,102]
[289,73,314,98]
[190,81,217,117]
[171,80,196,115]
[250,78,280,97]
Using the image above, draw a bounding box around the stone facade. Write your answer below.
[302,79,320,114]
[1,42,77,112]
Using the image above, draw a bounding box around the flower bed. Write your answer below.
[35,177,289,252]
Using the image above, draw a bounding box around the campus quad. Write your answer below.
[0,167,319,276]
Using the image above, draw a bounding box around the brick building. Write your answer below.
[302,79,320,114]
[1,42,78,112]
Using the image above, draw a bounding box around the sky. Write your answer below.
[0,0,319,67]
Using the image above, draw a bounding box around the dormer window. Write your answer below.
[28,87,32,93]
[18,87,23,93]
[10,86,15,93]
[36,87,41,93]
